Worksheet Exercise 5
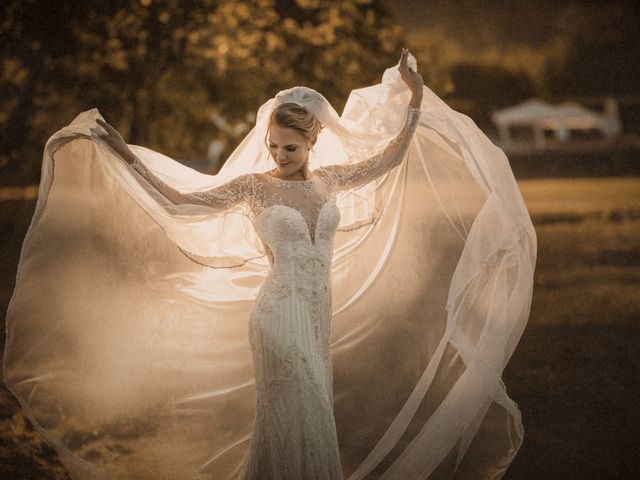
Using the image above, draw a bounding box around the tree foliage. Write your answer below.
[544,4,640,98]
[1,0,404,183]
[449,63,535,126]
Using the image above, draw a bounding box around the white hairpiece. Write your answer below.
[274,86,327,118]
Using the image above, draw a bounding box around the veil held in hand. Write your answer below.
[4,53,536,479]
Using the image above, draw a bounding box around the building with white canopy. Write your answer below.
[491,97,622,150]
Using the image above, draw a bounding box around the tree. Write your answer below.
[449,62,535,126]
[0,0,405,184]
[544,3,640,97]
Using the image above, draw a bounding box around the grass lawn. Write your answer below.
[1,177,638,479]
[501,177,639,480]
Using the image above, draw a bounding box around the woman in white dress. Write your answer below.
[92,48,422,480]
[3,49,535,480]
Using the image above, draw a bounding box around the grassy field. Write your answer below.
[503,178,639,480]
[1,176,638,479]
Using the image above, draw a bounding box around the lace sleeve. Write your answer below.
[130,156,253,210]
[319,105,421,192]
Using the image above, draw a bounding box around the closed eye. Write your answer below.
[269,144,298,152]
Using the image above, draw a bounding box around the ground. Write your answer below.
[1,170,638,479]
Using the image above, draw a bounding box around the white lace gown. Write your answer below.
[130,105,421,480]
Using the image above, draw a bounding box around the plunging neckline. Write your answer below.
[257,170,334,247]
[257,200,335,247]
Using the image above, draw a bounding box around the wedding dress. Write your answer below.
[3,55,536,480]
[129,104,420,479]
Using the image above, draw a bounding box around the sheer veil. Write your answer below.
[3,54,536,479]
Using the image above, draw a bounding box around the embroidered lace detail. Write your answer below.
[129,104,422,480]
[256,170,333,246]
[130,157,254,211]
[319,105,421,192]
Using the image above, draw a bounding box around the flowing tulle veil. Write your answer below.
[3,54,536,479]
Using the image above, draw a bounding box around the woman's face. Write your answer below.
[267,122,314,177]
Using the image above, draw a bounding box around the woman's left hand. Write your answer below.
[398,48,423,104]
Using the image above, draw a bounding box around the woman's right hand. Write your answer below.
[91,118,135,164]
[398,48,423,108]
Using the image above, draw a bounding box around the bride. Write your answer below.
[3,49,536,479]
[95,48,422,480]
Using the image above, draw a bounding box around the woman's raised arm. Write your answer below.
[317,48,423,192]
[319,104,421,191]
[91,118,253,210]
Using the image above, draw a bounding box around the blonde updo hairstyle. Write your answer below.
[266,102,324,150]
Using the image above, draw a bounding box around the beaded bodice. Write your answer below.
[129,105,421,267]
